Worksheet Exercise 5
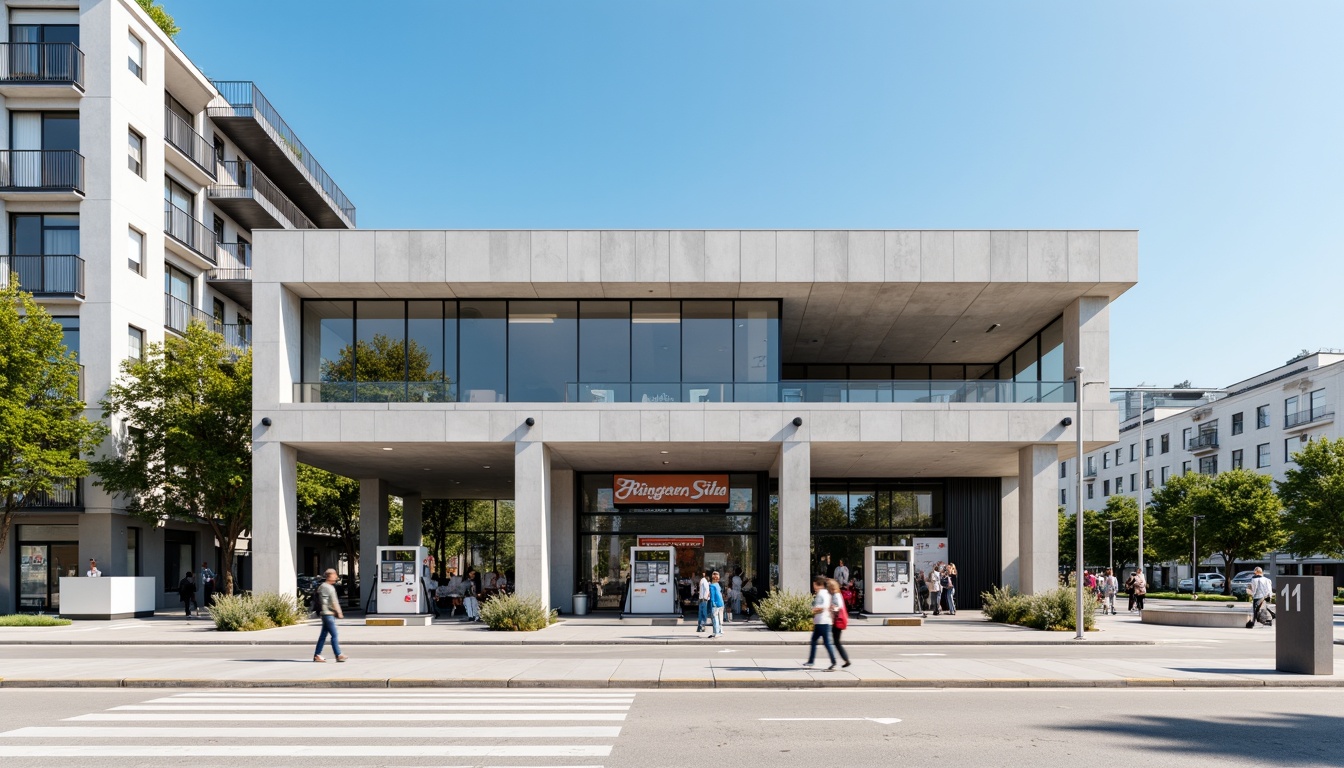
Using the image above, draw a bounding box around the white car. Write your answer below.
[1176,573,1226,594]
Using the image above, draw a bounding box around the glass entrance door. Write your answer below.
[18,543,78,612]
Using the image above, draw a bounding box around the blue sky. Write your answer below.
[172,1,1343,388]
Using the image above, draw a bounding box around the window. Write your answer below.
[1160,434,1170,453]
[164,264,193,333]
[1103,453,1110,469]
[127,227,144,273]
[1231,449,1243,470]
[1257,405,1270,428]
[128,128,143,176]
[214,136,225,165]
[1145,438,1153,457]
[1086,456,1096,475]
[1115,477,1123,493]
[128,31,144,78]
[212,215,225,246]
[9,24,79,81]
[1130,473,1137,490]
[127,326,143,360]
[1285,395,1299,423]
[1199,455,1217,475]
[1161,466,1170,484]
[1182,460,1191,474]
[1060,461,1068,479]
[1286,439,1297,464]
[1309,388,1326,418]
[1115,448,1123,465]
[1103,480,1110,497]
[1129,444,1137,462]
[1087,483,1094,500]
[1145,469,1153,489]
[1182,428,1192,451]
[1060,489,1067,506]
[1257,443,1271,468]
[1232,412,1243,435]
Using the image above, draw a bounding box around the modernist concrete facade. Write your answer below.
[252,229,1136,612]
[0,0,354,613]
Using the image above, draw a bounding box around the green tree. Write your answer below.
[1059,506,1076,569]
[92,324,251,595]
[296,464,360,606]
[1148,471,1211,568]
[135,0,179,38]
[1278,438,1344,559]
[1151,470,1285,594]
[320,334,436,383]
[0,281,106,559]
[423,499,467,575]
[1097,495,1156,572]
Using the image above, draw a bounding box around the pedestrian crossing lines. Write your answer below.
[0,689,636,764]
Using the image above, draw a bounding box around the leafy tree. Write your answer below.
[135,0,179,38]
[320,334,437,383]
[423,499,467,575]
[92,324,251,595]
[1278,437,1344,558]
[296,464,359,606]
[0,281,106,559]
[1096,495,1156,572]
[1148,471,1211,568]
[1058,507,1076,569]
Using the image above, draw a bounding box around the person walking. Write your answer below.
[1247,567,1274,628]
[696,570,711,632]
[200,561,217,608]
[1101,568,1119,615]
[462,575,481,622]
[942,564,958,615]
[1125,572,1137,612]
[177,571,196,617]
[802,576,838,670]
[926,563,944,615]
[834,559,850,587]
[706,571,725,638]
[826,578,851,668]
[313,568,347,662]
[1131,571,1148,611]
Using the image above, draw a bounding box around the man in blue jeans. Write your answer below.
[802,575,837,671]
[313,569,348,663]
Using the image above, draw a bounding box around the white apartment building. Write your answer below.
[0,0,355,613]
[1060,351,1344,587]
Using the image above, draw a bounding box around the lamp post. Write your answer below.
[1136,390,1144,581]
[1074,366,1085,641]
[1107,517,1115,573]
[1191,514,1205,597]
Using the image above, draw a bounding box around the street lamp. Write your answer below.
[1191,514,1205,597]
[1074,366,1085,641]
[1106,517,1115,573]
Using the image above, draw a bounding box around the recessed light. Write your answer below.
[381,447,393,451]
[659,450,669,454]
[662,461,670,465]
[952,339,959,343]
[482,465,490,469]
[423,468,431,471]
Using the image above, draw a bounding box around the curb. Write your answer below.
[1,677,1339,689]
[0,639,1160,647]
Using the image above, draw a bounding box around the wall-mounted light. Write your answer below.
[524,417,535,427]
[792,417,803,427]
[1060,417,1073,427]
[260,417,272,427]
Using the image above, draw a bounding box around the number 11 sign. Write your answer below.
[1275,576,1334,675]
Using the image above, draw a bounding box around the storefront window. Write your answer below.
[508,301,577,403]
[810,481,944,584]
[16,524,77,612]
[421,499,515,580]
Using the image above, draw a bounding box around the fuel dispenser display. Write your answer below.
[625,546,676,615]
[864,546,916,614]
[375,546,430,614]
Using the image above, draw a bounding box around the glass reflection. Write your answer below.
[508,301,576,403]
[459,301,506,402]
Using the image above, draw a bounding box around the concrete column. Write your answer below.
[358,479,390,606]
[79,512,127,577]
[549,468,576,612]
[1064,296,1111,404]
[402,495,423,547]
[251,441,299,597]
[1018,444,1060,594]
[778,440,811,593]
[999,475,1020,591]
[515,441,552,610]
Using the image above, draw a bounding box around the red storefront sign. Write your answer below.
[613,474,730,506]
[637,536,705,548]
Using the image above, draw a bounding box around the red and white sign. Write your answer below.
[637,536,705,548]
[613,474,730,506]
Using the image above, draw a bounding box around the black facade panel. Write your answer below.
[945,478,1001,611]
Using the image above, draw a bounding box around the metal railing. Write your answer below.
[211,160,316,229]
[0,42,84,87]
[164,106,215,178]
[164,294,220,335]
[163,202,216,261]
[1285,407,1333,429]
[222,323,252,350]
[0,150,84,192]
[208,80,357,224]
[209,242,252,280]
[0,255,84,296]
[16,478,81,509]
[1187,431,1219,451]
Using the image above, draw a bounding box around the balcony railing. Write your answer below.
[0,255,84,297]
[208,80,356,225]
[164,294,219,336]
[163,203,216,261]
[1187,431,1219,452]
[1286,407,1333,429]
[222,323,252,350]
[0,150,84,193]
[211,160,315,229]
[16,478,82,509]
[210,241,252,280]
[0,42,84,88]
[164,106,215,178]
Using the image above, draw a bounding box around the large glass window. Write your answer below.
[355,300,405,401]
[681,300,732,402]
[408,301,449,402]
[507,301,576,403]
[459,301,506,402]
[422,499,515,585]
[301,300,355,402]
[631,301,680,402]
[734,300,779,402]
[578,301,631,402]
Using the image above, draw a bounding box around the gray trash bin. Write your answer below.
[572,593,589,616]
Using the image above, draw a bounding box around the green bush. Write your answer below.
[478,592,557,631]
[0,614,72,627]
[209,592,303,632]
[756,589,814,631]
[981,586,1098,631]
[1143,591,1239,602]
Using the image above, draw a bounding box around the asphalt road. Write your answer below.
[0,687,1339,767]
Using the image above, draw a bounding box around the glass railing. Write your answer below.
[295,381,455,404]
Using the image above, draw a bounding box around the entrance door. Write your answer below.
[18,543,78,612]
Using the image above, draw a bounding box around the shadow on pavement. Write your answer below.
[1172,667,1278,675]
[1050,711,1344,765]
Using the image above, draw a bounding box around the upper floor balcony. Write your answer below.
[13,477,82,510]
[163,203,216,264]
[209,160,315,232]
[1285,405,1334,432]
[0,254,84,299]
[164,106,216,184]
[206,241,252,307]
[0,42,84,96]
[1187,431,1219,453]
[208,81,355,229]
[0,150,84,200]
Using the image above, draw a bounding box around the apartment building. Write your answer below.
[1060,351,1344,586]
[0,0,355,613]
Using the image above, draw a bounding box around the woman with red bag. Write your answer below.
[826,578,852,669]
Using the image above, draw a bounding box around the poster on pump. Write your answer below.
[914,537,948,578]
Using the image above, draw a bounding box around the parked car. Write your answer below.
[1177,573,1226,593]
[1230,570,1270,597]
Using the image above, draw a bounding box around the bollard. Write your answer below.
[1275,576,1334,675]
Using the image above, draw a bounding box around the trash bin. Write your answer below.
[572,593,589,616]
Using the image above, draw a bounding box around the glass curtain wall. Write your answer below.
[810,480,944,586]
[420,499,515,583]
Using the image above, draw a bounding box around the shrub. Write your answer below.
[981,586,1098,631]
[209,592,303,632]
[251,591,304,627]
[478,592,557,631]
[0,614,72,627]
[756,589,814,631]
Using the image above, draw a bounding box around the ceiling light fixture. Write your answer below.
[660,450,669,454]
[986,323,1001,333]
[381,447,393,451]
[482,465,491,469]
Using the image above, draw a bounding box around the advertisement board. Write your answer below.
[914,537,949,578]
[613,474,730,506]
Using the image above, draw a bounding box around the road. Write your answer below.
[0,687,1339,767]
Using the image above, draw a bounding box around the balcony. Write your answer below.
[15,478,82,510]
[0,255,84,298]
[1187,431,1219,453]
[208,81,355,228]
[1285,406,1334,432]
[0,150,84,199]
[209,160,315,231]
[163,203,216,263]
[164,294,219,336]
[0,43,84,96]
[206,242,252,306]
[164,106,216,183]
[222,323,252,351]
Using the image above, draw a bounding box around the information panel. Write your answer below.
[626,546,676,614]
[864,545,916,615]
[375,545,429,615]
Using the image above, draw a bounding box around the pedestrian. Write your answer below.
[462,575,481,622]
[826,578,851,668]
[696,570,711,632]
[1125,572,1137,612]
[834,559,850,586]
[86,558,101,577]
[802,576,838,670]
[1101,568,1119,615]
[494,571,508,594]
[177,571,196,617]
[313,568,347,662]
[200,561,216,607]
[925,563,943,615]
[1246,567,1274,629]
[916,571,930,615]
[730,569,744,616]
[706,571,725,638]
[942,564,958,615]
[1131,571,1148,611]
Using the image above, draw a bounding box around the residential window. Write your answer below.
[1115,477,1123,493]
[1257,405,1270,428]
[1086,483,1094,500]
[1145,438,1153,457]
[1199,455,1217,475]
[1115,448,1122,465]
[1160,434,1170,453]
[1086,456,1096,475]
[1285,395,1299,424]
[1103,453,1110,469]
[1060,461,1067,479]
[1103,480,1110,497]
[1129,444,1137,462]
[1060,489,1067,506]
[1182,428,1192,451]
[128,128,144,176]
[1161,466,1170,484]
[11,213,78,258]
[1286,438,1297,464]
[1130,473,1137,490]
[1182,460,1191,474]
[214,136,225,166]
[1232,412,1243,435]
[128,31,144,78]
[1309,388,1326,418]
[127,227,144,274]
[1145,469,1154,489]
[1257,443,1271,468]
[127,326,143,360]
[1231,449,1243,470]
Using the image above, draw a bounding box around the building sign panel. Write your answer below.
[613,474,730,506]
[637,536,705,548]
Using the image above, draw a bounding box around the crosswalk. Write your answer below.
[0,689,635,765]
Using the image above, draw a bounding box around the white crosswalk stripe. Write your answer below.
[0,689,636,764]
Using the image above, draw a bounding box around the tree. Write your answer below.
[423,500,467,575]
[1278,437,1344,559]
[1148,471,1211,568]
[296,464,359,606]
[92,324,251,595]
[135,0,179,38]
[1058,507,1076,569]
[320,335,437,383]
[1097,495,1156,572]
[0,280,106,559]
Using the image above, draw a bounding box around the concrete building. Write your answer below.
[251,229,1137,612]
[1061,351,1344,587]
[0,0,354,613]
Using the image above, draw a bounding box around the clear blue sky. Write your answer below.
[172,1,1343,388]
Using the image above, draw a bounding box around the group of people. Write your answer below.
[174,561,220,617]
[803,575,853,671]
[919,562,958,615]
[1069,568,1149,614]
[682,568,758,617]
[429,568,510,621]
